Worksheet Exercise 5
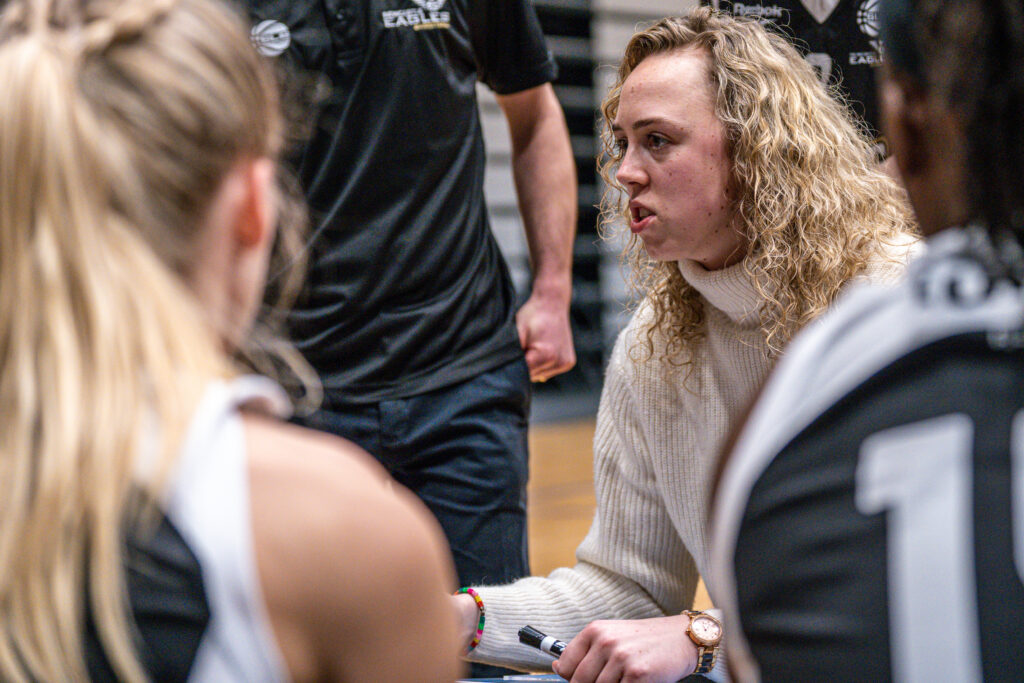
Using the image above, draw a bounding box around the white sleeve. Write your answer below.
[469,333,701,671]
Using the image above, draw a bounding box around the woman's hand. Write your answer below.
[453,592,482,653]
[551,615,697,683]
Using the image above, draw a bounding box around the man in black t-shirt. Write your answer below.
[708,0,887,154]
[243,3,577,665]
[711,1,1024,680]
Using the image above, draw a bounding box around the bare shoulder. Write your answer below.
[243,413,385,490]
[242,415,460,681]
[241,414,448,578]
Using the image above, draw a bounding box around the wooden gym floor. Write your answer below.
[527,419,713,611]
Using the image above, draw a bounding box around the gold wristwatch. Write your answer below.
[683,610,722,675]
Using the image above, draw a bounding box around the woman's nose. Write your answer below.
[615,147,646,190]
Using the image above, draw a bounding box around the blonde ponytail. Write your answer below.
[0,0,297,679]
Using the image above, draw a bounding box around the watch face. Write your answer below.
[691,616,723,644]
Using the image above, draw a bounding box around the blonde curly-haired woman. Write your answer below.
[0,0,460,681]
[454,7,917,682]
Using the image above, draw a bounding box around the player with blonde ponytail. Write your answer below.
[0,0,460,680]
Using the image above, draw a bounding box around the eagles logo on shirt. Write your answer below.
[411,0,446,11]
[382,0,450,30]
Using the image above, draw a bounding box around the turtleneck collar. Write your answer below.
[677,258,763,326]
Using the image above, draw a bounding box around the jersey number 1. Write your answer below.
[855,412,1024,682]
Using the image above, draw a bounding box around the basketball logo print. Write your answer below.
[411,0,447,11]
[251,19,290,57]
[857,0,881,38]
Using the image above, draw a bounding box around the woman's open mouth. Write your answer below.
[630,206,654,234]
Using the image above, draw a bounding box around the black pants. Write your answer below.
[305,358,532,677]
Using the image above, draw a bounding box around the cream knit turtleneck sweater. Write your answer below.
[470,258,772,672]
[469,247,912,673]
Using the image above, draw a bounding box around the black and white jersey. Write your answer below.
[85,512,209,681]
[711,227,1024,682]
[708,0,885,148]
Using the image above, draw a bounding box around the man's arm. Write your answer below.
[497,83,577,383]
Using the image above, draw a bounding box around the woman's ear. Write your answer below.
[189,156,280,347]
[879,75,926,180]
[234,157,276,250]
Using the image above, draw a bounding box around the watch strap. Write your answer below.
[693,644,718,675]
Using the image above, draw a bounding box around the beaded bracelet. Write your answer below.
[455,587,485,652]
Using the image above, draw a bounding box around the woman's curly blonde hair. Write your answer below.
[599,7,916,364]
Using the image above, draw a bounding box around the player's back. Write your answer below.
[736,333,1024,681]
[714,228,1024,682]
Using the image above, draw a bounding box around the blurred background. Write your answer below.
[485,0,711,607]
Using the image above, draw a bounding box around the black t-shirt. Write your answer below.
[245,0,558,402]
[713,229,1024,682]
[709,0,886,148]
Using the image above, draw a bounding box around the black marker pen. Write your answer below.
[518,625,567,658]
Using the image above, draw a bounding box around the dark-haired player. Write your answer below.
[712,0,1024,681]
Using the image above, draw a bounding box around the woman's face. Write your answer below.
[612,48,745,269]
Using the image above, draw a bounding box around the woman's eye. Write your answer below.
[648,134,667,150]
[612,138,627,156]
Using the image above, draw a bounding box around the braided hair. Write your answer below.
[883,0,1024,241]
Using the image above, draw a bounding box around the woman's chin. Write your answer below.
[643,244,680,263]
